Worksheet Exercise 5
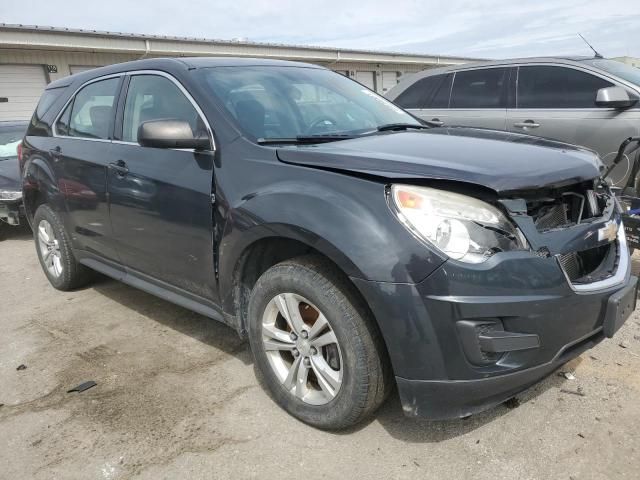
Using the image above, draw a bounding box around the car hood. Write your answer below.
[276,128,602,193]
[0,156,21,191]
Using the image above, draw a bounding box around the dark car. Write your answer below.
[21,58,637,429]
[0,120,28,233]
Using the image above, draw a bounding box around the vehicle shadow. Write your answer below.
[0,223,32,241]
[365,370,568,443]
[91,278,253,365]
[90,272,578,441]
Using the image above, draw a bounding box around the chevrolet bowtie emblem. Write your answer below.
[598,221,618,243]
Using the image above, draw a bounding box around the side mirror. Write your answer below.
[137,119,211,150]
[595,86,639,109]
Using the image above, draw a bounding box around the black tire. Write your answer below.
[32,204,93,290]
[247,255,391,429]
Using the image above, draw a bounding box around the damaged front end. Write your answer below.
[500,180,628,293]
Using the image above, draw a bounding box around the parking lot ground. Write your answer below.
[1,224,640,479]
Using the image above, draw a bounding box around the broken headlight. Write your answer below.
[390,185,527,263]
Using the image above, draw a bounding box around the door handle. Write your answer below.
[108,160,129,176]
[429,118,445,126]
[513,121,540,129]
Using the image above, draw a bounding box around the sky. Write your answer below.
[2,0,639,59]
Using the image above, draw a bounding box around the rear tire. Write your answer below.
[247,255,391,429]
[32,204,93,290]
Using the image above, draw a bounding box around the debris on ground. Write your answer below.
[619,341,629,349]
[67,381,97,393]
[503,397,521,409]
[577,433,585,438]
[559,371,576,380]
[16,364,27,371]
[560,387,586,397]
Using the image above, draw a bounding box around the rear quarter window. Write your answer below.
[27,86,68,136]
[35,87,66,119]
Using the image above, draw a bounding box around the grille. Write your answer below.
[559,252,581,280]
[558,243,616,283]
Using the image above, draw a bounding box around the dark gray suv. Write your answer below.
[386,57,640,189]
[21,57,638,429]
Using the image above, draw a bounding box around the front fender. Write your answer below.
[217,175,446,306]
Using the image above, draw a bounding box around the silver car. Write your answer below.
[386,57,640,188]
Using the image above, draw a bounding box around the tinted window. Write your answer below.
[122,75,203,143]
[450,68,508,108]
[517,66,613,108]
[35,87,65,119]
[394,75,441,109]
[430,73,453,108]
[198,66,419,140]
[57,78,119,139]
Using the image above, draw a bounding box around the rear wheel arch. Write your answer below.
[23,156,62,222]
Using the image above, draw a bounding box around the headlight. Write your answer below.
[0,190,22,201]
[390,185,528,263]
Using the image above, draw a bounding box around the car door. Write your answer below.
[393,73,453,127]
[446,67,509,130]
[507,64,640,186]
[52,75,122,262]
[108,72,217,300]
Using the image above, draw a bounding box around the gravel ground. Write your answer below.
[1,223,640,480]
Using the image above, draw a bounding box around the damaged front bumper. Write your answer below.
[353,189,637,420]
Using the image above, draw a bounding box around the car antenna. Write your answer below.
[578,33,603,59]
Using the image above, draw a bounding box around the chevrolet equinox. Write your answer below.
[21,58,637,429]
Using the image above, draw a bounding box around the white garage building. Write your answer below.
[0,23,477,121]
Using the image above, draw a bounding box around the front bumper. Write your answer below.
[352,223,636,419]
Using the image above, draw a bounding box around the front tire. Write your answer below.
[248,255,391,429]
[33,204,92,291]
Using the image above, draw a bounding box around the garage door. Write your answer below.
[381,71,398,94]
[0,65,48,121]
[355,71,376,91]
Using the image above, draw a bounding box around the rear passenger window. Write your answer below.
[517,66,613,108]
[122,75,203,143]
[57,78,119,139]
[450,68,508,109]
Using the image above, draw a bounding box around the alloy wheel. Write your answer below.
[261,293,343,405]
[37,219,63,278]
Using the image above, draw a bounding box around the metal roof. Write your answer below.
[0,23,481,64]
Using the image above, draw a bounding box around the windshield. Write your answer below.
[198,66,419,141]
[582,59,640,86]
[0,126,25,158]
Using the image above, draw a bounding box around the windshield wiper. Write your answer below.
[376,123,432,132]
[257,134,356,145]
